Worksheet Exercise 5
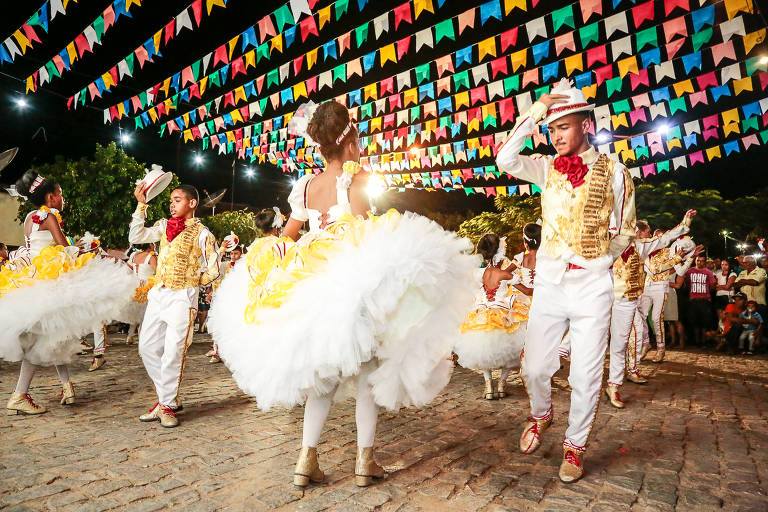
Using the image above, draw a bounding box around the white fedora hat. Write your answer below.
[223,231,239,252]
[0,147,19,173]
[542,78,595,126]
[137,164,173,202]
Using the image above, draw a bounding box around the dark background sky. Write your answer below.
[1,0,768,218]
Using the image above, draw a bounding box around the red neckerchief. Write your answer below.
[166,217,187,242]
[620,245,635,262]
[553,154,590,188]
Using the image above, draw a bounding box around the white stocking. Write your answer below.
[14,360,38,393]
[128,323,138,337]
[302,391,334,447]
[499,367,512,383]
[481,369,492,382]
[55,365,70,385]
[355,367,379,448]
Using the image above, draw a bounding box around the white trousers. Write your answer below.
[637,287,667,352]
[608,298,639,386]
[93,325,106,356]
[522,269,613,449]
[139,287,198,408]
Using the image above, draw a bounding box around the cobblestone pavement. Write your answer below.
[1,333,767,511]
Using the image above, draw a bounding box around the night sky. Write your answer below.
[1,0,768,218]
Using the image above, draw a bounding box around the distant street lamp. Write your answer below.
[721,230,730,254]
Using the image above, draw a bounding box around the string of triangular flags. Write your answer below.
[26,0,146,93]
[0,0,77,65]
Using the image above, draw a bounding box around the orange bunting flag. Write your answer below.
[206,0,226,15]
[318,5,332,30]
[504,0,527,15]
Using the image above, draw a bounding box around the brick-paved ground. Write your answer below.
[1,333,767,511]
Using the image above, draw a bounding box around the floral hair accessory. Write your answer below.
[335,119,355,145]
[288,101,320,145]
[272,207,285,229]
[29,175,46,194]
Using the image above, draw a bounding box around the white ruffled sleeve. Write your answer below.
[287,174,313,222]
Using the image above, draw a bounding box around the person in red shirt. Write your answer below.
[686,255,717,346]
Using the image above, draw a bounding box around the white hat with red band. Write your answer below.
[542,78,595,126]
[137,164,173,202]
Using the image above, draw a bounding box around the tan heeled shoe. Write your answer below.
[294,446,324,487]
[497,378,507,399]
[483,379,495,400]
[60,381,76,405]
[355,447,386,487]
[7,392,47,415]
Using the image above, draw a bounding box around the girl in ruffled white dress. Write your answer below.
[209,101,477,487]
[122,244,158,344]
[455,224,539,400]
[0,171,136,415]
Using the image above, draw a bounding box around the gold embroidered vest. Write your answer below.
[646,247,674,283]
[613,250,645,300]
[541,154,615,260]
[155,220,205,289]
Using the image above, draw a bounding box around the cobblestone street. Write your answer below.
[1,334,767,511]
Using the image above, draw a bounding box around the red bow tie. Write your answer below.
[166,217,187,242]
[553,154,590,188]
[621,245,635,262]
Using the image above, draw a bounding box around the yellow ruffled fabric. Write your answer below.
[0,245,95,299]
[460,289,530,334]
[133,277,155,303]
[243,210,400,324]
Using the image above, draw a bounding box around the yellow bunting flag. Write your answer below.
[414,0,434,19]
[722,108,739,125]
[270,34,283,55]
[306,48,318,70]
[611,113,628,129]
[613,139,629,154]
[725,0,753,20]
[13,30,31,54]
[510,49,527,71]
[403,88,418,106]
[673,79,694,97]
[160,77,171,96]
[153,30,163,53]
[455,91,469,109]
[667,138,682,150]
[294,81,307,100]
[199,76,208,95]
[565,53,583,75]
[478,37,497,61]
[706,146,722,160]
[318,6,332,30]
[364,83,378,101]
[230,110,243,123]
[742,29,765,55]
[228,35,240,59]
[234,86,246,103]
[245,50,255,69]
[380,43,396,65]
[617,56,638,78]
[207,0,226,15]
[126,0,142,8]
[504,0,527,15]
[26,76,34,93]
[102,71,114,89]
[733,76,753,95]
[582,84,597,100]
[66,42,78,63]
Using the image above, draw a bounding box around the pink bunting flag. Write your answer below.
[666,39,685,59]
[580,0,602,22]
[458,8,475,34]
[338,31,351,55]
[394,2,412,30]
[306,75,317,94]
[293,55,303,75]
[702,114,719,129]
[555,32,576,56]
[742,134,759,150]
[664,0,689,16]
[642,164,655,177]
[688,90,708,107]
[103,6,116,30]
[500,27,518,53]
[380,76,394,95]
[258,15,276,43]
[696,71,718,90]
[711,40,736,67]
[436,55,454,77]
[689,151,704,165]
[632,1,654,29]
[300,16,319,42]
[702,127,719,141]
[663,17,686,42]
[630,69,649,90]
[191,0,202,26]
[629,108,647,126]
[760,71,768,90]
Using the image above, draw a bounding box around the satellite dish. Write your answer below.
[0,147,19,173]
[202,188,227,215]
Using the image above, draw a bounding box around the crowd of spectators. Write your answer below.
[666,253,767,355]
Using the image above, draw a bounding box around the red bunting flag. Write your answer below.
[664,0,689,16]
[632,1,654,29]
[394,2,412,30]
[300,15,318,41]
[500,27,518,53]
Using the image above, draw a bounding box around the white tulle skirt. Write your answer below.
[209,211,478,411]
[454,327,525,370]
[0,257,137,366]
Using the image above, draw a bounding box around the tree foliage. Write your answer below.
[202,209,261,247]
[457,182,768,258]
[457,195,541,255]
[16,143,178,248]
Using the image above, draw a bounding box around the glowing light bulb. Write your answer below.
[15,97,28,109]
[194,154,204,165]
